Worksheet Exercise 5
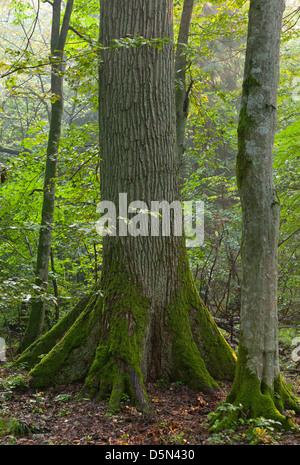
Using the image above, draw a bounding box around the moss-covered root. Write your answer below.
[210,371,300,432]
[82,281,151,414]
[170,252,237,385]
[27,294,103,389]
[14,295,90,370]
[169,306,220,393]
[83,344,150,414]
[189,299,237,382]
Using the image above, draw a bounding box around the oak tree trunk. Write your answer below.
[17,0,236,413]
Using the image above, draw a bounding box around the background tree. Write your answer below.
[212,0,299,430]
[0,0,100,339]
[20,0,74,351]
[175,0,194,158]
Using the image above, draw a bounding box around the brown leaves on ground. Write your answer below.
[0,369,299,446]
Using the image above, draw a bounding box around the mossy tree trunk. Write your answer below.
[20,0,74,352]
[17,0,236,413]
[212,0,299,431]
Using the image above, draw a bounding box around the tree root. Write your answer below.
[210,371,300,432]
[15,265,237,414]
[14,295,90,369]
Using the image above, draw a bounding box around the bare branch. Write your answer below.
[0,146,31,155]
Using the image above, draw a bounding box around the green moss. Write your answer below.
[272,190,280,207]
[245,74,262,92]
[169,308,219,392]
[15,294,90,369]
[167,248,236,391]
[236,73,262,190]
[83,267,151,412]
[210,343,300,432]
[273,375,300,414]
[28,292,104,388]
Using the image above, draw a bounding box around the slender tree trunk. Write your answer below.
[50,249,59,321]
[212,0,299,430]
[20,0,74,351]
[18,0,236,414]
[175,0,194,158]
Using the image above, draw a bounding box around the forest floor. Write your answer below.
[0,360,299,446]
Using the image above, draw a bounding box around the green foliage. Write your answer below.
[207,403,287,445]
[274,119,300,319]
[0,0,101,331]
[0,373,28,393]
[208,402,244,430]
[0,417,33,437]
[111,36,170,51]
[54,393,72,403]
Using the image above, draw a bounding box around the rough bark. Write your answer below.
[17,0,236,414]
[212,0,299,431]
[20,0,74,351]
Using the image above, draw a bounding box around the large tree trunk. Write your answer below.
[20,0,74,352]
[212,0,299,431]
[17,0,236,413]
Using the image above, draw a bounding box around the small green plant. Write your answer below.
[7,435,17,445]
[169,381,185,391]
[1,375,28,392]
[156,419,168,429]
[0,417,33,437]
[246,418,283,445]
[104,411,120,419]
[175,380,185,386]
[156,378,167,388]
[53,393,72,403]
[205,429,242,445]
[208,402,245,431]
[58,408,69,417]
[120,393,130,404]
[206,404,286,445]
[120,431,130,445]
[8,418,33,436]
[164,430,185,445]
